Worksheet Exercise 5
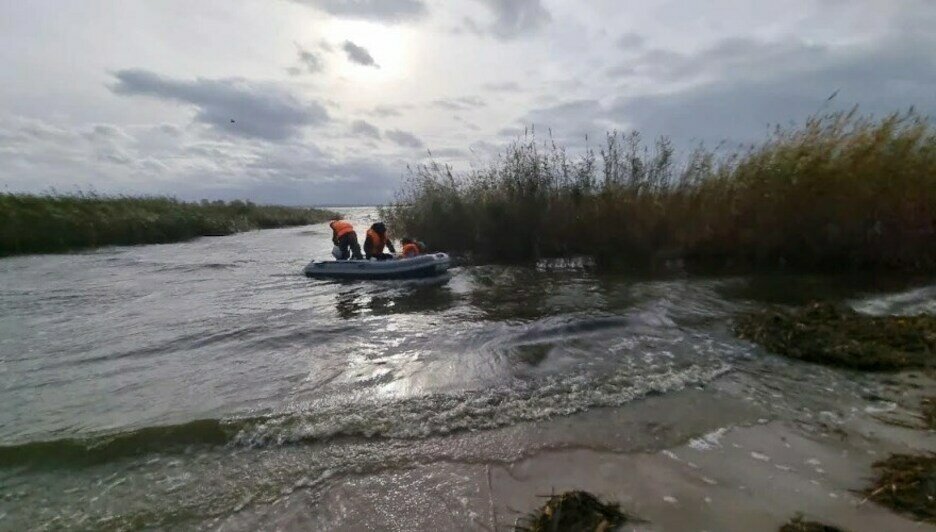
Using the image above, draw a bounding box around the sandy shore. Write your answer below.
[219,371,934,531]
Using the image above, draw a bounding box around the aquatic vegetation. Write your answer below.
[515,490,637,532]
[383,110,936,272]
[863,453,936,523]
[779,515,848,532]
[735,302,936,371]
[0,192,338,256]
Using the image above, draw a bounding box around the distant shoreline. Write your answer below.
[0,193,339,257]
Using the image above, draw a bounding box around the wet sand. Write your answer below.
[221,373,935,531]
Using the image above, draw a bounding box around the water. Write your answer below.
[0,207,932,530]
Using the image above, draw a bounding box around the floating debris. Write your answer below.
[779,514,848,531]
[515,490,640,532]
[862,453,936,523]
[735,302,936,371]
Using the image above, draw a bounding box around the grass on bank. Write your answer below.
[0,193,338,256]
[382,109,936,272]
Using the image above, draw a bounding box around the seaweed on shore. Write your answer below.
[735,302,936,371]
[779,514,848,532]
[922,397,936,429]
[515,491,638,532]
[862,453,936,523]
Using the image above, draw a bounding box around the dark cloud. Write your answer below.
[481,81,521,92]
[524,34,936,150]
[370,104,402,117]
[385,129,424,148]
[498,126,524,137]
[616,32,645,49]
[522,99,610,144]
[342,40,379,68]
[466,0,550,40]
[453,115,481,131]
[606,37,835,84]
[350,119,380,139]
[109,69,328,141]
[242,143,403,205]
[83,124,134,165]
[289,0,427,23]
[432,96,486,110]
[294,45,324,75]
[0,114,398,207]
[467,139,502,159]
[427,147,467,158]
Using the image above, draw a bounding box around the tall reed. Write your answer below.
[382,110,936,272]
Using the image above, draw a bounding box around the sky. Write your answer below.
[1,0,934,205]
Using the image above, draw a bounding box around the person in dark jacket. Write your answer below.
[364,222,396,260]
[329,219,363,260]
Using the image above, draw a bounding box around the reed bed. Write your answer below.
[383,110,936,272]
[0,193,338,256]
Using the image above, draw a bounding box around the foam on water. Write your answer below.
[234,362,732,446]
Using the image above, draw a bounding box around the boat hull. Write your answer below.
[303,253,451,280]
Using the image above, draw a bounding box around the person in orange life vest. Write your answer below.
[329,219,363,260]
[364,222,396,260]
[400,238,420,258]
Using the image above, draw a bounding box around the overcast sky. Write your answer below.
[2,0,934,205]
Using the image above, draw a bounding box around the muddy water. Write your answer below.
[0,207,933,530]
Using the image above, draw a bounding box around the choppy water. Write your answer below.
[0,207,932,530]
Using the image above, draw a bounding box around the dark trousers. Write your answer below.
[366,252,394,261]
[336,232,363,260]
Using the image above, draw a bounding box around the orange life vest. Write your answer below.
[329,220,354,239]
[401,242,420,258]
[366,228,388,253]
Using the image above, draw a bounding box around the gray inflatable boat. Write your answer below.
[303,253,451,280]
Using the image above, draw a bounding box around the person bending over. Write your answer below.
[364,222,396,260]
[329,219,363,260]
[400,238,421,258]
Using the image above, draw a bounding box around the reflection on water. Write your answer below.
[333,275,457,320]
[0,206,933,529]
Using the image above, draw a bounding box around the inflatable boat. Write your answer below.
[303,253,451,280]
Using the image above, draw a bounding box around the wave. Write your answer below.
[0,418,250,469]
[0,362,730,470]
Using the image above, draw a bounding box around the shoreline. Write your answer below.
[0,193,339,257]
[218,370,935,531]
